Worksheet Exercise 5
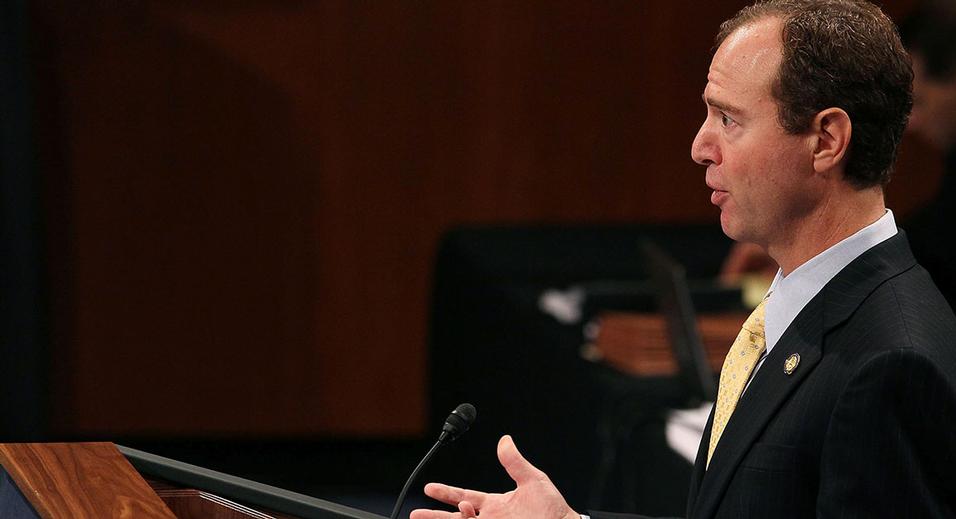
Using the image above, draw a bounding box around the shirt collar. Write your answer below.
[763,209,898,351]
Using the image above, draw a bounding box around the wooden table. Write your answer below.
[587,312,749,376]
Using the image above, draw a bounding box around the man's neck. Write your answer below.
[767,187,886,276]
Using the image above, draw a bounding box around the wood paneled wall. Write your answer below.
[30,0,934,437]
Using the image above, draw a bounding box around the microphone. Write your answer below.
[390,403,477,519]
[439,403,477,445]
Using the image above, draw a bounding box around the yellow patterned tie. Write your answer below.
[707,295,768,467]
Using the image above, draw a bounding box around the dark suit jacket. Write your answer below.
[591,232,956,519]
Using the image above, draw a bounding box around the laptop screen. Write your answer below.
[641,241,717,404]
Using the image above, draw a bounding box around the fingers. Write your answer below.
[458,500,477,518]
[409,500,475,519]
[423,482,488,508]
[410,490,479,519]
[409,509,464,519]
[497,435,542,485]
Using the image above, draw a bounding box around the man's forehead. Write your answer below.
[707,18,783,92]
[715,20,782,67]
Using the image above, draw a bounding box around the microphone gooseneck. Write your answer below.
[390,403,477,519]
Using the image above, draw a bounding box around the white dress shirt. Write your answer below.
[762,209,898,356]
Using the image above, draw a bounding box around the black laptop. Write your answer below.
[640,240,718,404]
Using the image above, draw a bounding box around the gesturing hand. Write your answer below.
[409,435,580,519]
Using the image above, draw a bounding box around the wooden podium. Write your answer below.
[0,443,385,519]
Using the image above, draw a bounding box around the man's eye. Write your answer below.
[721,113,734,127]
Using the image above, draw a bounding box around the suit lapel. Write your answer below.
[685,405,714,516]
[689,301,823,519]
[687,232,916,519]
[818,232,916,331]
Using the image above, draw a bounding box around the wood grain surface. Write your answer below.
[0,443,175,518]
[149,483,298,519]
[592,312,749,375]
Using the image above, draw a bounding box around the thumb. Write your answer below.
[497,435,541,486]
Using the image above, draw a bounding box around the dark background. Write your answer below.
[1,0,941,514]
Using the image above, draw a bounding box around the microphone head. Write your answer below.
[439,403,477,444]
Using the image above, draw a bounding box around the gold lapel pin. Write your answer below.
[784,353,801,375]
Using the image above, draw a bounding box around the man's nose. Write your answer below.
[691,123,718,166]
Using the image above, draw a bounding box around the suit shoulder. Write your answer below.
[843,265,956,365]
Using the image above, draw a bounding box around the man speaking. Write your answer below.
[411,1,956,517]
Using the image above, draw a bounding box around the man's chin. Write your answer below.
[719,213,741,240]
[719,216,759,244]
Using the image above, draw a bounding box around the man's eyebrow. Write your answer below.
[702,94,744,116]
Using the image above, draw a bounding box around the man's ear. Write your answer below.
[811,108,851,175]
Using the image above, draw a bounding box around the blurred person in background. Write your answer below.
[898,0,956,308]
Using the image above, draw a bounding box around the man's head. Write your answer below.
[692,0,912,249]
[900,2,956,151]
[715,0,913,188]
